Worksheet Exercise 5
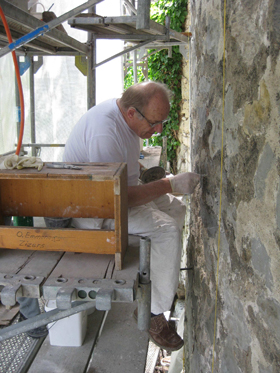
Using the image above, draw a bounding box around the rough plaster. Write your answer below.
[184,0,280,372]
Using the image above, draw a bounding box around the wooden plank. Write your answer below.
[0,163,124,179]
[0,250,64,300]
[87,302,149,373]
[102,22,148,36]
[0,249,64,276]
[114,164,128,270]
[28,310,106,373]
[0,227,117,254]
[16,251,65,277]
[41,239,139,303]
[71,17,154,36]
[48,252,114,279]
[70,16,167,35]
[70,15,190,43]
[0,179,115,218]
[0,249,35,273]
[46,235,139,281]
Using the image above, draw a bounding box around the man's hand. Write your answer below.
[128,172,202,207]
[169,172,201,194]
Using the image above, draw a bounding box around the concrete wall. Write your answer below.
[184,0,280,372]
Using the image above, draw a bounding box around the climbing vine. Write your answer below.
[124,0,188,173]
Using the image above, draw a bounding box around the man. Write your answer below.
[63,81,200,351]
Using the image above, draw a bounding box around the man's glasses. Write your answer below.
[134,107,169,128]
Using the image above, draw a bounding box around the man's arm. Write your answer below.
[128,178,172,207]
[127,172,201,208]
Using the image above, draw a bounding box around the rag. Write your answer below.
[0,155,43,171]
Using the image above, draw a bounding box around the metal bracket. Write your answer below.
[34,56,43,73]
[96,289,115,311]
[43,277,135,305]
[18,55,43,75]
[56,287,77,309]
[75,55,88,76]
[0,273,44,306]
[179,43,189,60]
[1,284,23,307]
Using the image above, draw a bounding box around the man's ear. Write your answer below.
[127,107,135,119]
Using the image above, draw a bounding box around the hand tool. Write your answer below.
[45,162,82,170]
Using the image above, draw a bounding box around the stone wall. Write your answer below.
[184,0,280,372]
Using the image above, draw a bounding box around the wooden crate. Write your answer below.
[0,163,128,270]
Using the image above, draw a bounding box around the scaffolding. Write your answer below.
[0,0,189,157]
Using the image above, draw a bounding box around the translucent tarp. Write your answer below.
[0,0,122,161]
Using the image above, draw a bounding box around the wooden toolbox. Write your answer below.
[0,162,128,270]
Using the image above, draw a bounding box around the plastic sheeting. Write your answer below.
[29,0,88,161]
[0,0,123,161]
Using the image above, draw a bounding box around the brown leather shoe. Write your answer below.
[149,313,184,351]
[134,308,183,351]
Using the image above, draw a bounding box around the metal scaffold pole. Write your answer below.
[0,0,104,58]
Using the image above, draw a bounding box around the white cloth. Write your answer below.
[63,98,140,187]
[0,155,43,171]
[64,99,186,314]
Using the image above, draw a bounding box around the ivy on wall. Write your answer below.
[124,0,188,173]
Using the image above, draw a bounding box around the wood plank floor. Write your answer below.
[28,302,149,373]
[87,302,149,373]
[28,309,105,373]
[0,223,148,372]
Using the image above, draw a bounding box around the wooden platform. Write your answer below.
[68,14,189,44]
[28,302,149,373]
[0,235,149,372]
[0,233,141,306]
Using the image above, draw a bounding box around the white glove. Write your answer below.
[3,155,44,171]
[169,172,201,194]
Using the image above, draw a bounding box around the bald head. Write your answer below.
[119,81,173,112]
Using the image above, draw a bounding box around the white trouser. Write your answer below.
[73,194,186,315]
